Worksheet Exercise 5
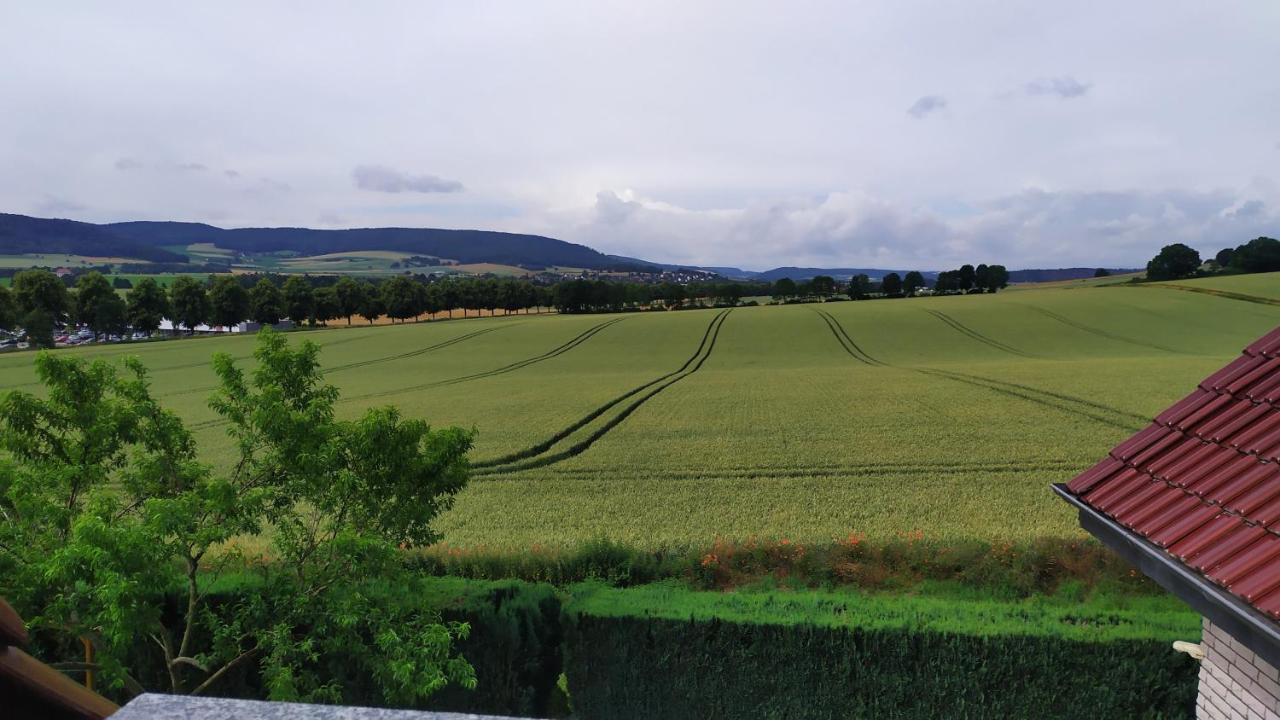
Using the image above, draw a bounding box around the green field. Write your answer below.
[2,274,1278,550]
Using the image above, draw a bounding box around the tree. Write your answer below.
[20,310,55,348]
[1146,243,1202,281]
[333,276,366,325]
[359,290,385,325]
[13,269,69,322]
[208,275,250,329]
[282,275,315,325]
[313,286,339,325]
[881,272,903,296]
[0,285,16,330]
[74,272,127,338]
[772,278,797,302]
[985,265,1009,292]
[974,264,990,292]
[957,264,976,292]
[848,274,871,300]
[903,271,925,296]
[126,278,170,335]
[0,331,476,701]
[1093,268,1111,278]
[249,278,284,327]
[381,276,419,323]
[169,276,209,333]
[810,275,835,298]
[1214,249,1235,268]
[112,277,133,290]
[1229,237,1280,273]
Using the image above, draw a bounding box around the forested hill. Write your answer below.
[0,213,185,262]
[0,213,643,270]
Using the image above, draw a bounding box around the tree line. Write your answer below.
[1146,237,1280,281]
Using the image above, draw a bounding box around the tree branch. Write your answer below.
[190,646,260,696]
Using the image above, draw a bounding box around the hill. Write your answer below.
[0,213,185,263]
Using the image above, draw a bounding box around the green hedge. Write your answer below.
[563,615,1195,719]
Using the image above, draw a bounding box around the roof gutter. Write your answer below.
[1053,483,1280,669]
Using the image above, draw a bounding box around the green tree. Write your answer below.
[208,275,250,329]
[1146,243,1202,281]
[848,274,871,300]
[249,278,284,327]
[13,268,70,322]
[0,284,16,330]
[381,276,419,323]
[881,272,903,296]
[333,276,366,325]
[0,331,476,701]
[1214,249,1234,268]
[74,272,127,338]
[282,275,315,325]
[1093,268,1111,278]
[903,271,925,296]
[313,286,339,325]
[169,276,209,333]
[359,291,385,325]
[772,277,797,301]
[985,265,1010,292]
[126,278,170,335]
[1229,237,1280,273]
[810,275,835,298]
[957,264,976,292]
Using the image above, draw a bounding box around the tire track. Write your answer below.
[1019,304,1182,354]
[187,317,625,432]
[543,458,1086,477]
[811,308,886,366]
[528,462,1087,481]
[924,309,1035,358]
[473,310,732,476]
[817,309,1144,431]
[1136,283,1280,307]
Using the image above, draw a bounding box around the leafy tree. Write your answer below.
[75,272,127,338]
[0,331,476,701]
[359,291,385,325]
[986,265,1009,291]
[13,268,70,322]
[333,276,366,325]
[1229,237,1280,273]
[21,309,55,348]
[1146,243,1201,281]
[249,278,285,327]
[0,284,16,330]
[848,274,871,300]
[112,277,133,290]
[381,276,419,323]
[974,264,990,292]
[313,286,339,325]
[957,264,976,292]
[169,276,210,333]
[1093,268,1111,278]
[903,271,925,296]
[126,278,170,335]
[208,275,250,329]
[282,275,315,325]
[881,272,903,296]
[810,275,835,298]
[1214,249,1235,268]
[772,278,798,302]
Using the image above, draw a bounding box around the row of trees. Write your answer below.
[1147,237,1280,281]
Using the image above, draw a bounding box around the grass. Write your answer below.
[2,273,1278,551]
[0,253,148,268]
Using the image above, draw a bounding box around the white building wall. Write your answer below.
[1199,618,1280,720]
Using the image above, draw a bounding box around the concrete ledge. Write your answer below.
[112,694,534,720]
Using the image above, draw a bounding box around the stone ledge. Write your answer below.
[112,694,534,720]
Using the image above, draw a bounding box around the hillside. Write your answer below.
[0,213,644,271]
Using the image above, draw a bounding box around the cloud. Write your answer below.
[1024,76,1090,98]
[352,165,464,194]
[906,95,946,118]
[175,162,208,172]
[33,195,87,215]
[258,178,291,192]
[114,157,143,171]
[549,186,1280,270]
[223,169,240,179]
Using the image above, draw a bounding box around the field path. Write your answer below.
[818,308,1146,431]
[923,309,1036,358]
[472,309,733,476]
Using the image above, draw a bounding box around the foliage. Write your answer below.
[282,275,314,325]
[1228,236,1280,274]
[168,276,210,332]
[0,330,476,702]
[12,268,69,322]
[126,278,171,334]
[0,283,15,329]
[1146,243,1201,281]
[248,277,284,326]
[208,275,250,329]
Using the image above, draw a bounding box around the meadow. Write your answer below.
[2,274,1278,551]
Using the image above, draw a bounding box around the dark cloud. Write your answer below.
[223,169,240,179]
[352,165,464,194]
[1024,76,1090,98]
[907,95,946,118]
[176,162,208,172]
[114,157,143,171]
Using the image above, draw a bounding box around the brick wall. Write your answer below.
[1199,618,1280,719]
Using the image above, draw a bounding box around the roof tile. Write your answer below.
[1245,326,1280,358]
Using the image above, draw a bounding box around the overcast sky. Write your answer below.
[2,1,1278,270]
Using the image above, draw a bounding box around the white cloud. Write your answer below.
[352,165,464,194]
[1024,76,1090,98]
[907,95,946,118]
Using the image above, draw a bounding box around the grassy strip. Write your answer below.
[1136,282,1280,306]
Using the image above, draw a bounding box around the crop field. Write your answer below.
[2,273,1279,550]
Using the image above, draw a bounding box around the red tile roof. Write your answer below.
[1065,325,1280,618]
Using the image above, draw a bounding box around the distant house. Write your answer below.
[1056,325,1280,717]
[52,267,73,278]
[157,319,294,335]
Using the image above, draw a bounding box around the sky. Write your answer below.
[2,1,1278,271]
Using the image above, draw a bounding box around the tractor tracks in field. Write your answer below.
[472,309,733,477]
[1018,304,1182,354]
[923,309,1035,358]
[813,308,1146,432]
[188,317,623,432]
[541,457,1088,480]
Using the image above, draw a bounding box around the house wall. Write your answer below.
[1200,618,1280,719]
